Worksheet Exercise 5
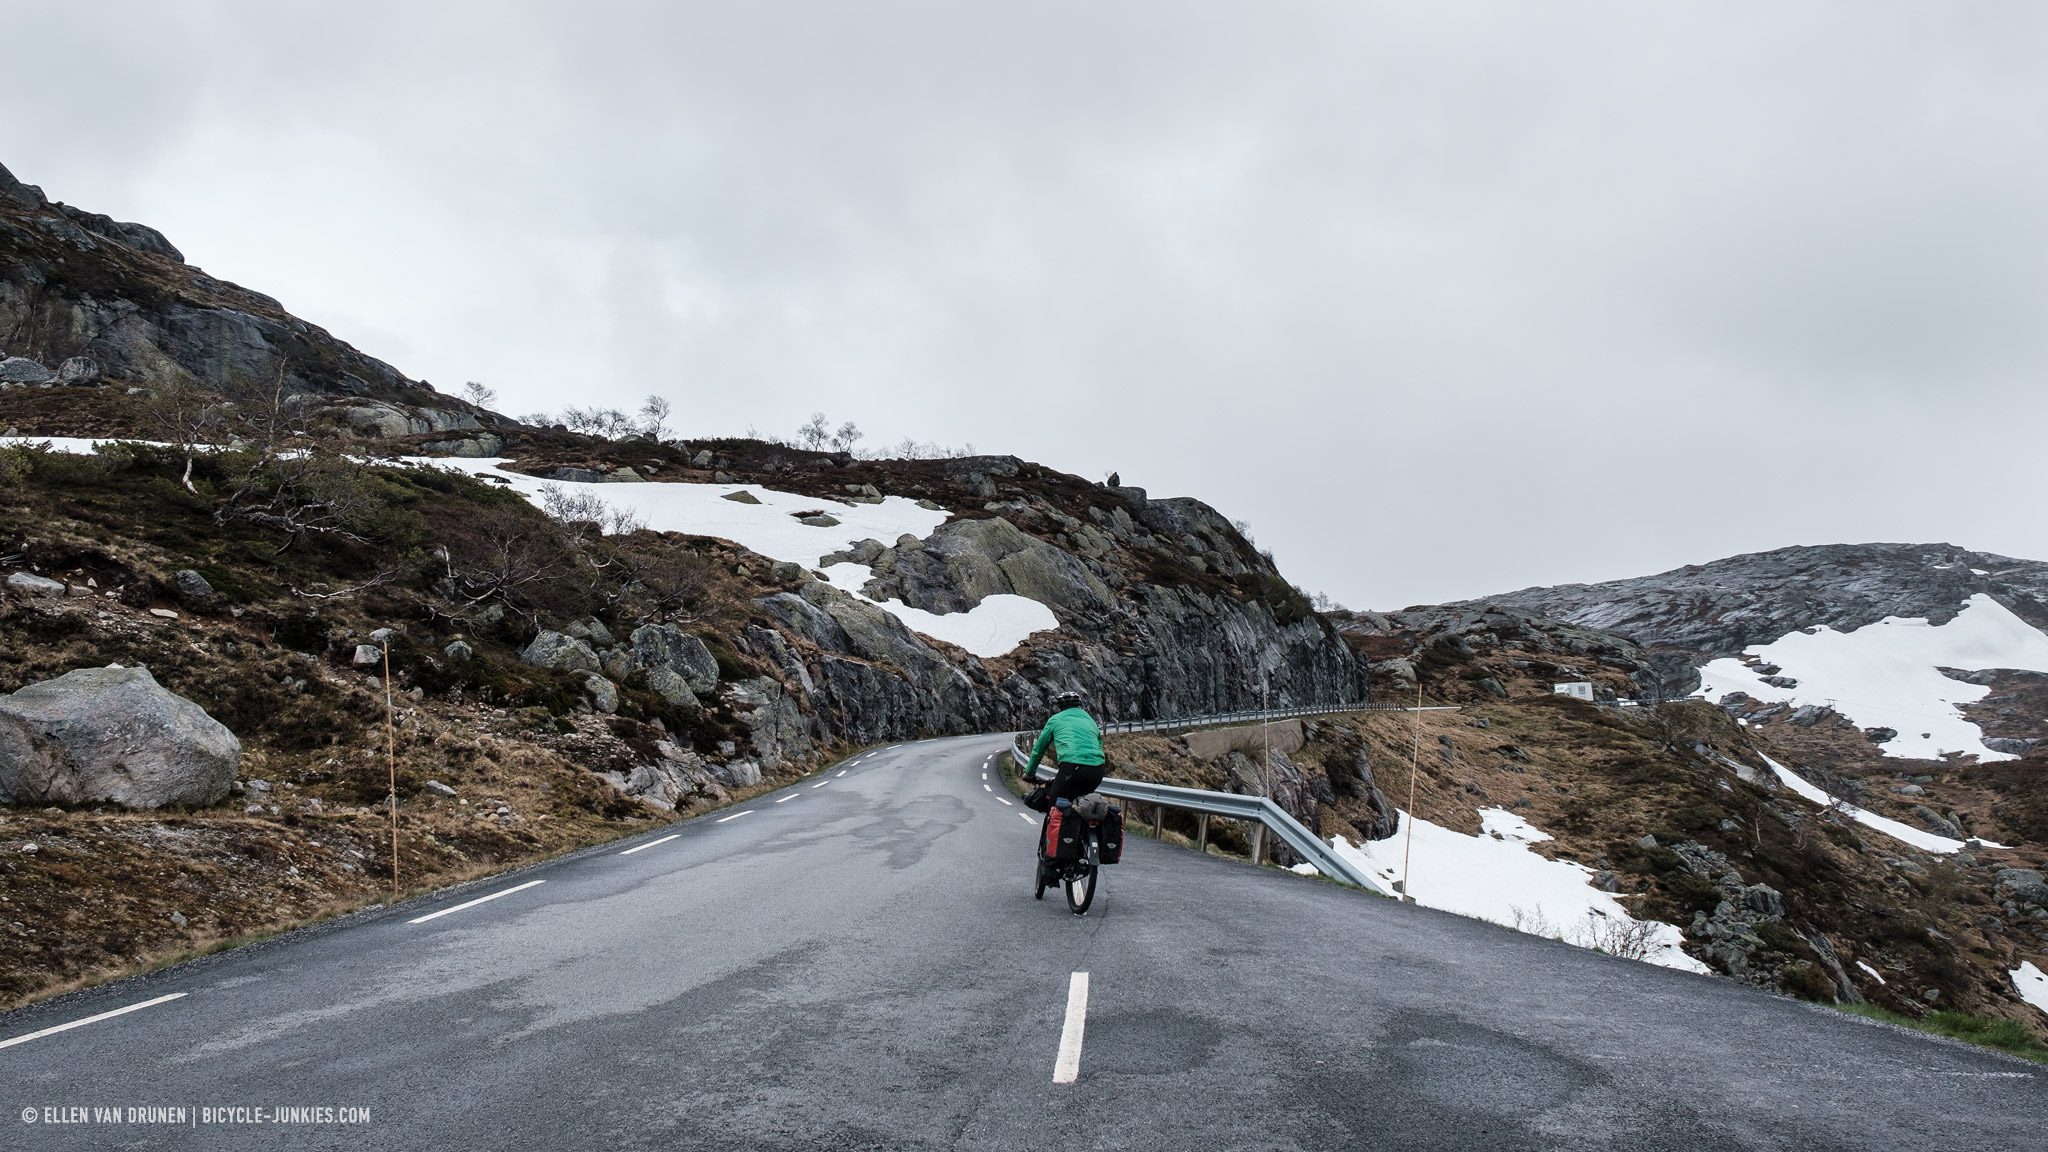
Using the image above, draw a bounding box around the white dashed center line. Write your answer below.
[837,770,848,778]
[1019,813,1036,825]
[775,794,798,804]
[716,810,754,823]
[812,780,830,789]
[996,797,1013,806]
[983,783,993,792]
[408,879,546,925]
[619,834,679,856]
[1053,972,1090,1084]
[0,993,187,1051]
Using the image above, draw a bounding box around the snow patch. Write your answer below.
[4,435,166,454]
[1856,960,1887,986]
[402,458,1059,657]
[1757,754,2003,854]
[1696,594,2048,762]
[1329,809,1710,974]
[2014,961,2048,1016]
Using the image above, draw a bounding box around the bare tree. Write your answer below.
[539,483,645,545]
[433,504,592,624]
[145,375,230,493]
[461,380,498,408]
[797,412,830,450]
[831,421,863,452]
[639,395,673,440]
[557,405,640,440]
[1569,912,1660,961]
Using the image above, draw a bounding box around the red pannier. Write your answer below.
[1042,803,1085,864]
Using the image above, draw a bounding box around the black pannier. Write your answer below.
[1097,803,1124,864]
[1068,795,1124,865]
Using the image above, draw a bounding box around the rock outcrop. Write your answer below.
[628,625,719,694]
[0,666,241,807]
[0,160,484,429]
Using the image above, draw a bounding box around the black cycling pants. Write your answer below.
[1045,760,1107,804]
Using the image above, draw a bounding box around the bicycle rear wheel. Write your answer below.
[1063,836,1098,915]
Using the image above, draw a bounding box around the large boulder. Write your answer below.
[0,357,52,385]
[629,624,720,694]
[7,572,66,598]
[53,356,101,386]
[643,667,701,711]
[520,630,601,674]
[0,666,240,807]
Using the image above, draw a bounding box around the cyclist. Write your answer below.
[1023,689,1106,805]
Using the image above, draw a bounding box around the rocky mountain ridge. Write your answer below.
[1466,542,2048,659]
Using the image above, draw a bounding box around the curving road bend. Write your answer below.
[1,734,2040,1150]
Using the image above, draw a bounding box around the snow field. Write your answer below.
[1328,808,1711,973]
[1697,594,2048,762]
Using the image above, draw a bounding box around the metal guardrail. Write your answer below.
[1010,719,1383,892]
[1095,701,1454,735]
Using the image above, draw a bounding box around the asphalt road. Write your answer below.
[1,734,2041,1150]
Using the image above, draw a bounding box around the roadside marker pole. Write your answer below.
[1400,682,1421,903]
[383,636,399,898]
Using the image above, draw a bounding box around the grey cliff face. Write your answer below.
[718,499,1370,770]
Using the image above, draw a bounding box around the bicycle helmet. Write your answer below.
[1049,689,1085,712]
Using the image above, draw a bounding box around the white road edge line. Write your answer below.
[1053,972,1090,1084]
[619,834,680,856]
[716,810,753,823]
[775,794,798,804]
[407,879,546,925]
[0,992,187,1051]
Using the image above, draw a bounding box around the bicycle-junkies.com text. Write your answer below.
[19,1103,373,1127]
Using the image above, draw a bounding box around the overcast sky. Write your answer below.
[7,2,2045,608]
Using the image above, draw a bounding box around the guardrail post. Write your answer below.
[1151,804,1164,839]
[1250,823,1265,866]
[1196,813,1209,854]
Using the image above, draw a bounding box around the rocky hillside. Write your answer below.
[1105,699,2047,1033]
[1308,546,2048,1040]
[0,161,1366,1008]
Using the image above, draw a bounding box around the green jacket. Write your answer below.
[1026,708,1105,775]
